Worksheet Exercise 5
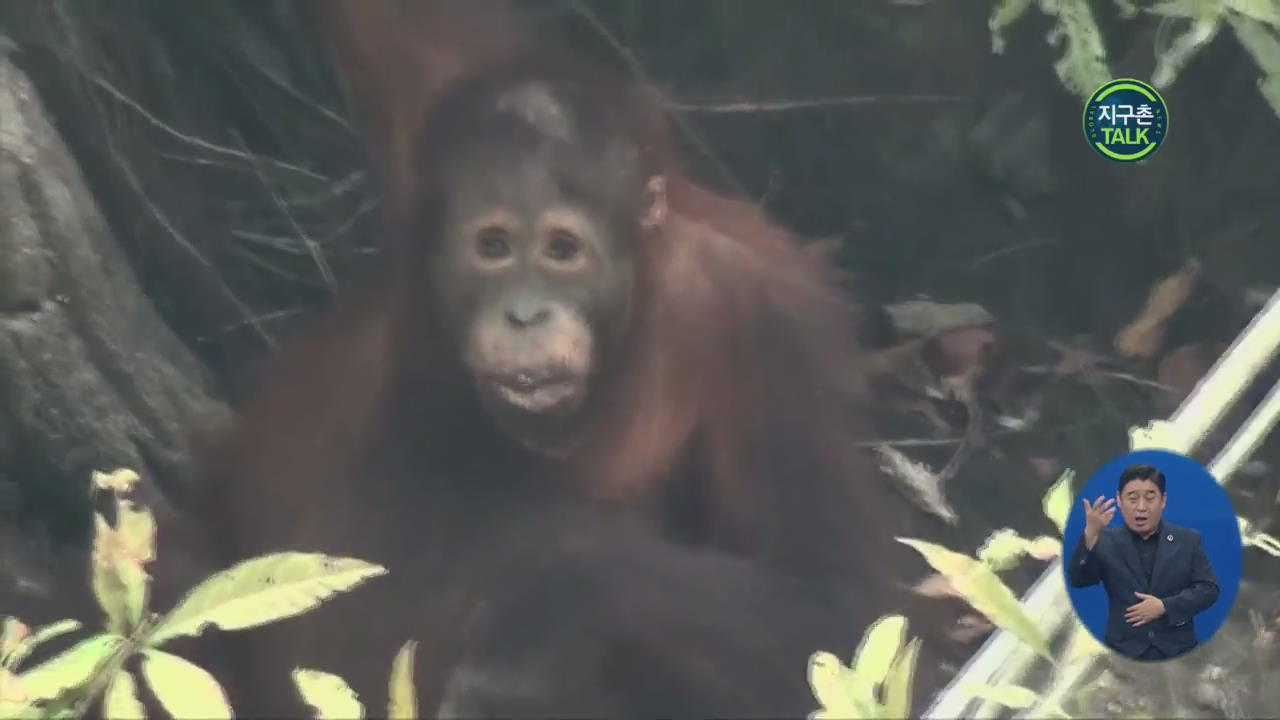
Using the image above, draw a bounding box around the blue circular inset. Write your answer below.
[1061,449,1242,660]
[1083,78,1169,162]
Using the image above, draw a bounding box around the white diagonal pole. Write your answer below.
[924,290,1280,719]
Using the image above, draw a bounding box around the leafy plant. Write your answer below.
[807,614,921,719]
[843,455,1278,719]
[0,468,412,719]
[989,0,1280,117]
[803,471,1074,719]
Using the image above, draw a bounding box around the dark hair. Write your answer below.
[1118,464,1166,494]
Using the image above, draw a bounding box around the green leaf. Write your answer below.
[1227,0,1280,29]
[1261,71,1280,115]
[140,649,231,720]
[103,670,146,720]
[1040,0,1114,99]
[17,634,123,702]
[387,640,418,720]
[1152,10,1224,87]
[295,668,364,720]
[897,538,1053,660]
[1228,13,1280,118]
[147,553,387,646]
[991,0,1035,53]
[881,637,921,720]
[958,681,1042,709]
[1150,0,1212,19]
[1042,470,1074,536]
[1112,0,1138,18]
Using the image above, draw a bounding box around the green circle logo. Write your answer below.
[1083,78,1169,163]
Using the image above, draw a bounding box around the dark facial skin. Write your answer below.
[1116,477,1167,537]
[427,147,640,448]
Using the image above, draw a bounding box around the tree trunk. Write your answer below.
[0,54,226,620]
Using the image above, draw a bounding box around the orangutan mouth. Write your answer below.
[489,371,584,413]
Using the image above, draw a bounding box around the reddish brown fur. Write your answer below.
[312,0,534,237]
[197,169,909,576]
[157,2,953,715]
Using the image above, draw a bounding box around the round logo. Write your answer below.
[1083,78,1169,162]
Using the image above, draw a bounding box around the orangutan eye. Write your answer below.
[545,230,582,263]
[476,228,513,260]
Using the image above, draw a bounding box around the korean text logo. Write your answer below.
[1083,78,1168,163]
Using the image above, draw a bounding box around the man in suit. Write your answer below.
[1067,463,1220,661]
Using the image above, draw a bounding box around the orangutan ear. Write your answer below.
[641,174,669,232]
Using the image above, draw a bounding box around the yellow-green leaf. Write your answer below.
[147,553,387,646]
[17,634,122,702]
[0,699,38,720]
[295,668,364,720]
[91,513,133,637]
[1026,535,1062,561]
[1,618,29,667]
[91,469,141,494]
[388,640,418,720]
[1062,621,1106,665]
[1,667,26,703]
[1128,419,1186,452]
[958,681,1041,709]
[977,528,1028,572]
[807,652,873,719]
[140,649,231,720]
[5,620,82,671]
[116,504,157,561]
[897,538,1053,660]
[1039,700,1074,718]
[104,670,147,720]
[89,469,157,636]
[850,615,906,692]
[93,556,151,638]
[1042,469,1075,535]
[881,636,921,720]
[121,562,151,635]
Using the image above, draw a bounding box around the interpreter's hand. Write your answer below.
[1125,592,1166,627]
[1082,495,1116,549]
